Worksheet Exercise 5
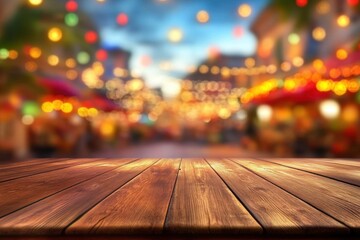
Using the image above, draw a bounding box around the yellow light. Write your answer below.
[284,79,296,91]
[333,81,347,96]
[65,58,77,68]
[197,10,209,23]
[28,0,43,6]
[211,66,220,74]
[312,27,326,41]
[29,47,42,59]
[337,15,350,28]
[126,79,144,92]
[245,58,255,68]
[77,107,88,117]
[168,28,183,43]
[238,4,252,18]
[336,49,348,60]
[41,102,54,113]
[319,100,340,119]
[88,108,99,117]
[61,103,73,113]
[25,61,38,72]
[292,57,304,67]
[48,28,62,42]
[52,100,63,110]
[48,55,59,66]
[199,65,209,74]
[218,108,231,119]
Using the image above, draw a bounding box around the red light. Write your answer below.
[96,49,108,61]
[347,0,359,6]
[85,31,98,44]
[296,0,308,7]
[117,13,128,26]
[66,0,78,12]
[233,26,243,38]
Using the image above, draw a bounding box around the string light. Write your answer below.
[312,27,326,41]
[66,0,78,12]
[48,55,59,66]
[288,33,300,45]
[296,0,308,7]
[238,4,252,18]
[29,47,42,59]
[337,15,350,27]
[65,13,79,27]
[336,49,348,60]
[48,28,62,42]
[168,28,183,43]
[197,10,209,23]
[117,13,128,26]
[84,31,98,44]
[28,0,43,6]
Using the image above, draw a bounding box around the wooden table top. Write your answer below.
[0,158,359,239]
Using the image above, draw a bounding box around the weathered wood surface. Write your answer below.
[0,158,359,237]
[232,158,360,232]
[262,158,360,186]
[207,158,348,234]
[166,158,261,234]
[67,159,181,235]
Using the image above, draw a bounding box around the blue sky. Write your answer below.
[80,0,269,89]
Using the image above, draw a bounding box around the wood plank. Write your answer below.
[0,159,136,217]
[232,158,360,232]
[262,158,360,186]
[315,158,360,168]
[207,158,348,234]
[165,158,261,234]
[0,158,63,169]
[66,158,181,235]
[0,158,159,235]
[0,158,101,182]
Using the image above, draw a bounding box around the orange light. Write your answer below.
[336,49,348,60]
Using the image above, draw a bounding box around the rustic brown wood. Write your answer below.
[232,158,360,231]
[0,159,136,217]
[165,158,262,234]
[262,158,360,186]
[207,158,348,234]
[0,158,62,169]
[0,158,159,235]
[66,158,181,235]
[0,158,101,182]
[316,158,360,168]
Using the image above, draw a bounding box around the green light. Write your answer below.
[22,101,40,116]
[288,33,300,45]
[65,13,79,27]
[77,51,90,65]
[0,49,9,59]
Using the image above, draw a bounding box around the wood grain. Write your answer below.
[0,159,135,217]
[315,158,360,168]
[0,158,159,235]
[207,158,348,234]
[262,158,360,186]
[0,158,101,182]
[232,158,360,231]
[66,159,181,235]
[0,158,61,169]
[165,158,262,234]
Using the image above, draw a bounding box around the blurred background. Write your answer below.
[0,0,359,160]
